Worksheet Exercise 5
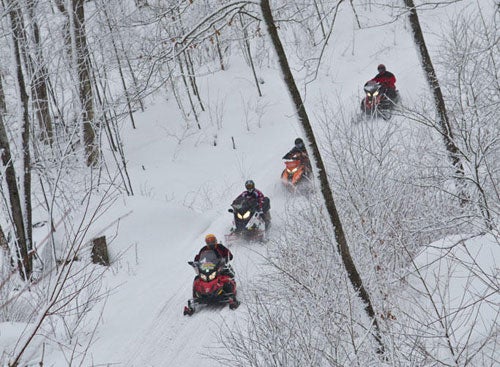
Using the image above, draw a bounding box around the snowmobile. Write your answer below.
[225,195,268,243]
[281,154,308,191]
[360,81,399,120]
[183,250,239,316]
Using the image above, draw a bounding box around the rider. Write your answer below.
[194,234,234,278]
[282,137,312,178]
[236,180,271,230]
[370,64,397,100]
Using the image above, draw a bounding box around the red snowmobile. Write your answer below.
[183,250,239,316]
[360,81,399,120]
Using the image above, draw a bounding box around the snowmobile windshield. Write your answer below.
[364,81,380,94]
[232,196,258,213]
[197,250,220,266]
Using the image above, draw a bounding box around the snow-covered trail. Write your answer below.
[81,3,431,365]
[114,156,298,366]
[84,74,302,365]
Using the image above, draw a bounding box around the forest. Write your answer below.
[0,0,498,366]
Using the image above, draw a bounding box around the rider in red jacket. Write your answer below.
[194,234,234,277]
[195,234,233,262]
[371,64,397,100]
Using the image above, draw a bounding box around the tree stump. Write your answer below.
[91,236,110,266]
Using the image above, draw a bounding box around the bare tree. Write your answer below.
[3,0,33,280]
[0,78,28,277]
[54,0,99,166]
[403,0,468,203]
[437,5,500,229]
[72,0,99,166]
[26,0,54,144]
[260,0,384,354]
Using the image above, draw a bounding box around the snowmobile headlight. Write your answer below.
[367,92,371,97]
[291,167,298,173]
[373,91,379,97]
[209,272,217,280]
[237,213,243,219]
[242,211,251,219]
[200,274,208,281]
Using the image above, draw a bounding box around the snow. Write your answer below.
[1,1,498,366]
[409,234,499,351]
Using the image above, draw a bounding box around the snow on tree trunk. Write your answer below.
[260,0,384,354]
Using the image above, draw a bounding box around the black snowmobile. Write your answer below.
[225,196,269,243]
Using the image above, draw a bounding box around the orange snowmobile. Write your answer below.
[281,155,307,189]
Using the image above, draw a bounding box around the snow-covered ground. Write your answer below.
[1,1,498,366]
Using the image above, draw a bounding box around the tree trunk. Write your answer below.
[0,223,8,252]
[101,4,137,129]
[27,0,54,144]
[6,0,33,280]
[260,0,384,354]
[239,14,262,97]
[403,0,467,202]
[0,74,31,280]
[71,0,99,166]
[91,236,110,266]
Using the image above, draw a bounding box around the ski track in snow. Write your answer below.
[121,184,292,366]
[122,246,267,367]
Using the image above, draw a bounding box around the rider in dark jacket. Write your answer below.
[236,180,271,230]
[283,138,312,177]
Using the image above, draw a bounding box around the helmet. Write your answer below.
[377,64,386,72]
[294,138,304,149]
[245,179,255,191]
[205,234,217,245]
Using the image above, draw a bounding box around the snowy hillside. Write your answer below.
[1,1,498,366]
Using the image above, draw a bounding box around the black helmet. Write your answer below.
[377,64,386,72]
[294,138,304,149]
[245,180,255,191]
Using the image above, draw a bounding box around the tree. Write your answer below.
[260,0,384,354]
[72,0,99,166]
[2,0,33,280]
[403,0,468,203]
[55,0,99,166]
[0,81,31,280]
[26,0,54,144]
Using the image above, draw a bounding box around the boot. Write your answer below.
[228,297,240,310]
